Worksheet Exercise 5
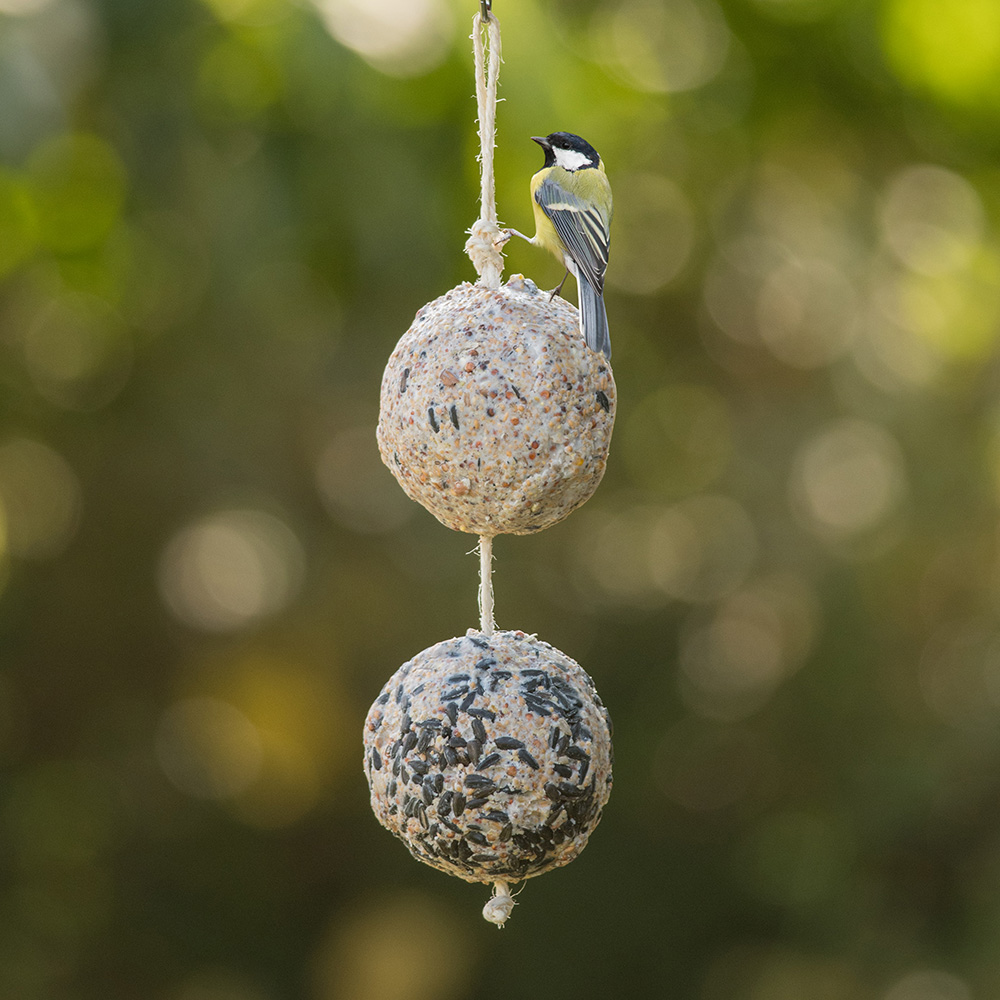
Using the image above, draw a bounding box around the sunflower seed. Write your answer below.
[494,736,524,750]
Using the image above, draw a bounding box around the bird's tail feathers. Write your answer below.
[577,274,611,359]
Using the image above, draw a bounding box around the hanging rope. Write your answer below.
[478,534,495,635]
[468,10,506,916]
[469,5,501,639]
[465,6,504,289]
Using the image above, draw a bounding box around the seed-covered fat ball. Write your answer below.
[377,277,616,536]
[363,630,613,886]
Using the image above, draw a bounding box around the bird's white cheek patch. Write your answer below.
[553,148,592,172]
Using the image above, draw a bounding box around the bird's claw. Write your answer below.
[493,229,513,249]
[548,270,570,301]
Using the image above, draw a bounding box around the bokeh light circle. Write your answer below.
[155,697,263,800]
[158,508,305,632]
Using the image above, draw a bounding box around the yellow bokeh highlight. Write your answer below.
[0,438,82,560]
[896,245,1000,360]
[227,655,340,828]
[0,171,37,276]
[200,0,290,26]
[198,35,283,120]
[174,650,350,828]
[234,655,345,756]
[313,892,475,1000]
[882,0,1000,109]
[26,133,126,254]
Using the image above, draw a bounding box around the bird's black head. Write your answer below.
[531,132,601,171]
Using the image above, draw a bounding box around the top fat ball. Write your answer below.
[377,277,616,536]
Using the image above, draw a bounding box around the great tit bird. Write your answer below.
[502,132,613,358]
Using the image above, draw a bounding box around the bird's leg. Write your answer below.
[494,228,532,248]
[549,270,570,301]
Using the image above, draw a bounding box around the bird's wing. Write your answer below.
[535,173,611,293]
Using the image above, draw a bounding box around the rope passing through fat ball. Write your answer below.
[478,534,495,636]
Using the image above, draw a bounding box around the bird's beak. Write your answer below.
[531,136,551,150]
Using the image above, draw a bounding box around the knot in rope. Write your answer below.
[465,219,504,291]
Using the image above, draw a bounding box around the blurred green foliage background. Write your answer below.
[3,0,1000,996]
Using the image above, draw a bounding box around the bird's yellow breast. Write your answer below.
[530,195,564,260]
